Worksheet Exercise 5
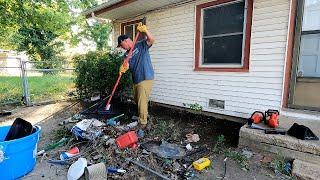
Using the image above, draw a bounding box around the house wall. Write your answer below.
[113,0,290,118]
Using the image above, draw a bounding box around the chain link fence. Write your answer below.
[0,52,77,106]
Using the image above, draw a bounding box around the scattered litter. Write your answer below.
[84,162,107,180]
[37,137,69,155]
[125,158,171,180]
[60,146,80,160]
[106,114,124,126]
[67,158,87,180]
[72,114,83,121]
[241,148,253,159]
[107,167,126,174]
[192,157,211,171]
[0,110,12,117]
[59,117,79,126]
[141,140,186,159]
[120,121,138,131]
[186,133,200,143]
[186,143,193,151]
[105,138,115,146]
[115,131,138,149]
[261,156,273,164]
[93,154,103,160]
[137,129,145,138]
[172,161,182,172]
[48,159,71,165]
[184,170,195,180]
[91,94,101,101]
[131,115,139,121]
[71,119,104,140]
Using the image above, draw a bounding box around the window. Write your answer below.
[121,19,144,41]
[297,0,320,77]
[195,0,253,71]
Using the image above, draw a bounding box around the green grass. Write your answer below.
[0,75,75,104]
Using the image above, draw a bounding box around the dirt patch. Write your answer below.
[1,101,292,179]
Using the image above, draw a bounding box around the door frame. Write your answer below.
[288,0,320,111]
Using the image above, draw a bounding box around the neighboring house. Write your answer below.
[84,0,320,120]
[0,50,29,76]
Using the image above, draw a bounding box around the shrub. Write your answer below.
[73,51,133,98]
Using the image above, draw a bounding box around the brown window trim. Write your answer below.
[120,19,143,35]
[194,0,253,72]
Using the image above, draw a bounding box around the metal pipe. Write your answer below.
[125,158,170,180]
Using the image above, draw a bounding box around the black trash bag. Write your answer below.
[287,123,319,140]
[5,118,33,141]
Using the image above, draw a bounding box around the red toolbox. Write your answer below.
[116,131,138,149]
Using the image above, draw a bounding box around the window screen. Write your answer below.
[125,25,134,40]
[122,20,145,41]
[202,1,245,65]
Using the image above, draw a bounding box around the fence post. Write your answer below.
[19,58,31,106]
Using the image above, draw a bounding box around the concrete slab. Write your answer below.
[292,159,320,180]
[239,114,320,165]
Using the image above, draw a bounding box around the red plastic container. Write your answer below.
[116,131,138,149]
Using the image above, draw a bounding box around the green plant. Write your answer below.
[224,149,249,170]
[73,51,133,98]
[213,135,226,153]
[183,103,203,112]
[270,154,292,176]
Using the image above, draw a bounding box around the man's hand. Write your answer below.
[119,62,129,75]
[137,22,147,33]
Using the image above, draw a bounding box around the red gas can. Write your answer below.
[116,131,138,149]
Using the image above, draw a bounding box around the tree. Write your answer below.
[0,0,108,69]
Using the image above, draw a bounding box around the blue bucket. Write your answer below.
[0,125,41,180]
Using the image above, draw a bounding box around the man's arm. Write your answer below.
[137,23,155,47]
[144,29,155,47]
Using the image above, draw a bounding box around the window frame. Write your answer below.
[194,0,253,72]
[120,19,143,40]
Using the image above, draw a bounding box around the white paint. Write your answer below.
[112,0,291,118]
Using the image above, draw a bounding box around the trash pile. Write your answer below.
[38,113,212,180]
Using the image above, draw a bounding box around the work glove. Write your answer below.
[137,22,147,33]
[119,62,129,75]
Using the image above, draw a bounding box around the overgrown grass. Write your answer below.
[0,75,75,104]
[224,149,249,170]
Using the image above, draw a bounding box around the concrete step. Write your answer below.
[238,114,320,165]
[292,159,320,180]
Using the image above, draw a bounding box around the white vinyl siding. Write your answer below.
[113,0,290,118]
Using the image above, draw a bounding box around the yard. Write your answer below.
[0,101,292,180]
[0,75,75,104]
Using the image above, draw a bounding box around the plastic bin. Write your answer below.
[0,125,41,180]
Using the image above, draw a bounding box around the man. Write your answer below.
[117,22,155,128]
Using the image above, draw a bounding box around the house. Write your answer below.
[84,0,320,121]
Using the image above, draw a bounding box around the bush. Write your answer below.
[73,51,133,98]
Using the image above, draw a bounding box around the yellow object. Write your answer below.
[119,63,129,74]
[192,158,211,171]
[133,80,154,125]
[137,22,147,33]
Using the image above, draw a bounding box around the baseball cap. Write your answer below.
[117,35,129,47]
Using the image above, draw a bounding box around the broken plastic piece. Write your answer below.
[186,133,200,143]
[67,158,87,180]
